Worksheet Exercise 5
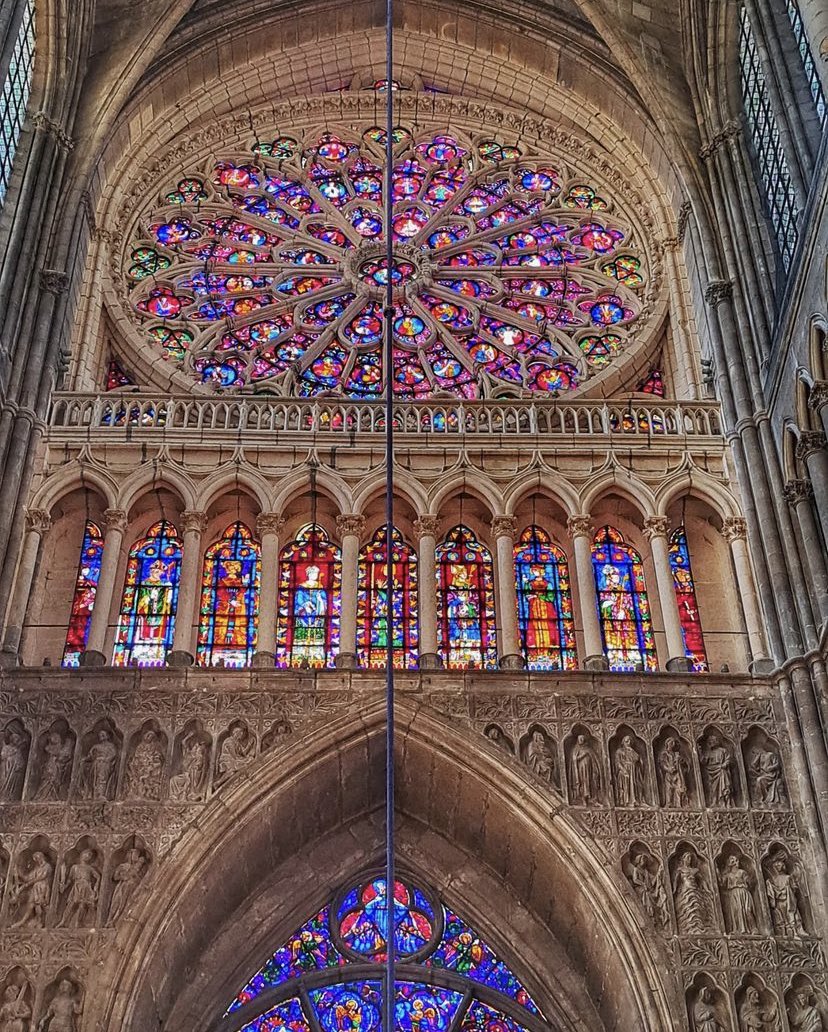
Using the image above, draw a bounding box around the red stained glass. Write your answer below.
[357,527,418,669]
[436,526,497,670]
[62,521,104,667]
[276,524,341,669]
[592,526,657,672]
[668,528,708,672]
[197,522,260,668]
[514,526,576,670]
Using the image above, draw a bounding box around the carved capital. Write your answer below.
[31,110,74,150]
[39,268,69,295]
[24,508,51,535]
[808,380,828,412]
[181,510,208,535]
[567,514,593,539]
[256,512,285,537]
[414,515,441,540]
[783,479,813,507]
[103,508,128,534]
[699,119,741,160]
[721,516,748,543]
[491,515,518,540]
[704,279,734,307]
[336,514,365,538]
[796,430,827,463]
[642,515,670,540]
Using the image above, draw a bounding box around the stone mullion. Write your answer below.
[0,507,49,658]
[720,518,771,670]
[566,515,606,671]
[168,511,208,668]
[334,514,364,670]
[414,515,441,670]
[642,517,690,672]
[783,480,828,627]
[491,516,523,670]
[252,513,285,667]
[796,432,828,549]
[81,509,128,667]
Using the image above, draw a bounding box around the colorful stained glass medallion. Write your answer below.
[668,528,708,672]
[514,527,576,671]
[197,521,260,668]
[357,527,418,669]
[436,525,497,669]
[62,521,104,667]
[336,877,435,960]
[276,524,341,669]
[128,128,648,396]
[591,526,657,672]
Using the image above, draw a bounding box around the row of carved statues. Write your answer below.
[483,721,788,809]
[0,970,83,1032]
[687,974,826,1031]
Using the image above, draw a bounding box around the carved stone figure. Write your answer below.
[108,848,149,924]
[765,853,806,937]
[788,988,824,1032]
[702,732,735,807]
[658,737,688,808]
[629,853,669,928]
[525,730,555,783]
[613,735,644,806]
[216,724,256,784]
[33,732,73,801]
[749,744,785,806]
[37,980,81,1032]
[125,730,165,799]
[484,725,514,755]
[719,855,757,934]
[567,733,602,805]
[82,730,118,800]
[739,986,778,1032]
[170,734,209,801]
[0,984,30,1032]
[261,719,293,752]
[692,986,726,1032]
[672,852,711,934]
[59,850,100,928]
[0,728,27,801]
[11,852,53,928]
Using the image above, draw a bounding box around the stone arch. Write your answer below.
[193,468,272,515]
[502,474,580,520]
[429,473,502,521]
[28,466,117,514]
[87,698,683,1032]
[580,472,657,521]
[352,471,429,519]
[117,467,196,516]
[654,471,740,521]
[270,469,352,518]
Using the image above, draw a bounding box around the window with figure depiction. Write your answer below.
[668,528,708,672]
[514,526,576,670]
[357,526,418,669]
[113,521,182,667]
[226,874,553,1032]
[436,526,497,669]
[197,521,261,667]
[591,526,657,672]
[276,524,341,668]
[62,522,104,667]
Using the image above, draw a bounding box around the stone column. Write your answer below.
[491,515,523,669]
[335,514,365,669]
[642,516,691,672]
[567,515,607,671]
[796,431,828,548]
[252,512,285,668]
[808,380,828,441]
[81,508,128,667]
[784,481,828,626]
[167,511,208,668]
[721,517,771,671]
[1,508,51,658]
[414,515,442,669]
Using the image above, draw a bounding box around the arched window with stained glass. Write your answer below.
[357,526,418,669]
[668,528,708,672]
[62,521,104,667]
[436,525,497,669]
[113,521,182,667]
[197,521,261,668]
[591,526,657,672]
[276,524,341,669]
[514,526,576,670]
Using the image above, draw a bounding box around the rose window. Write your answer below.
[125,127,649,398]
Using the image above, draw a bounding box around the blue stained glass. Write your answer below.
[62,521,104,667]
[241,997,312,1032]
[460,1000,533,1032]
[336,878,435,960]
[310,982,382,1032]
[395,983,464,1032]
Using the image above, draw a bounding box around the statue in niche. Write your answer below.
[125,729,164,800]
[658,736,688,808]
[58,850,100,928]
[108,848,149,924]
[672,852,712,934]
[37,979,81,1032]
[788,987,824,1032]
[525,729,555,784]
[82,730,118,801]
[719,855,757,934]
[484,724,514,755]
[628,853,669,928]
[0,727,27,801]
[10,852,53,928]
[702,732,735,807]
[614,735,644,806]
[739,986,779,1032]
[765,853,806,937]
[33,731,73,801]
[692,986,726,1032]
[0,984,30,1032]
[169,733,209,801]
[567,733,602,805]
[216,724,255,784]
[749,744,785,806]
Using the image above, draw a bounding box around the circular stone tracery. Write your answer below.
[125,125,652,397]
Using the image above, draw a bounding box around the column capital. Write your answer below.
[414,514,440,540]
[181,510,209,535]
[704,279,734,308]
[24,509,51,535]
[39,268,69,296]
[783,479,813,507]
[642,515,670,541]
[336,514,365,538]
[796,430,827,463]
[103,508,128,533]
[808,380,828,412]
[567,514,593,539]
[721,516,748,543]
[491,515,518,540]
[256,512,285,537]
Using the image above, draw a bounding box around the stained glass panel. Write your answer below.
[460,1000,532,1032]
[514,526,576,670]
[62,521,104,667]
[197,521,260,668]
[636,368,664,396]
[310,982,382,1032]
[276,524,341,668]
[113,521,182,667]
[240,997,312,1032]
[668,528,708,672]
[105,359,135,390]
[591,526,657,672]
[357,527,418,669]
[0,0,35,204]
[436,526,497,669]
[336,877,435,961]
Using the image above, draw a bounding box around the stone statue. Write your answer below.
[82,730,118,800]
[765,853,806,937]
[108,848,148,924]
[567,733,602,805]
[11,852,53,928]
[658,736,688,808]
[629,853,669,928]
[525,730,555,784]
[672,852,711,934]
[59,849,100,928]
[0,728,27,801]
[613,735,644,806]
[749,744,785,806]
[738,986,779,1032]
[719,855,757,934]
[261,720,292,752]
[33,732,73,801]
[692,986,725,1032]
[702,732,735,807]
[0,984,31,1032]
[169,734,209,801]
[125,729,165,800]
[36,980,81,1032]
[216,725,255,783]
[484,725,514,755]
[788,988,824,1032]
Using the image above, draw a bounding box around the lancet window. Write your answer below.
[668,528,708,672]
[514,526,576,670]
[357,526,418,669]
[0,0,34,203]
[62,521,104,668]
[784,0,826,125]
[591,526,657,672]
[276,523,341,669]
[436,525,497,669]
[197,521,261,668]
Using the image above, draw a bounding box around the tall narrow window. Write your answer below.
[514,526,577,670]
[668,528,709,672]
[357,526,418,669]
[0,0,35,203]
[197,521,260,668]
[785,0,826,126]
[436,525,497,669]
[276,524,341,669]
[591,526,657,672]
[62,521,104,668]
[113,521,182,667]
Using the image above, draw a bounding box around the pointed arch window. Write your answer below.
[226,874,542,1032]
[276,523,341,668]
[514,526,576,670]
[197,521,261,668]
[62,521,104,667]
[113,521,182,667]
[0,0,35,204]
[591,526,657,672]
[357,526,418,669]
[436,525,497,669]
[668,528,708,672]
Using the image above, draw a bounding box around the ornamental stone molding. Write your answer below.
[30,110,74,151]
[103,508,129,533]
[807,380,828,411]
[795,431,827,463]
[336,514,366,538]
[567,514,594,538]
[721,516,748,542]
[181,510,209,535]
[704,279,734,308]
[698,119,742,161]
[642,516,670,540]
[491,515,519,539]
[414,515,441,540]
[256,512,286,537]
[783,480,813,507]
[24,508,51,535]
[39,269,69,296]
